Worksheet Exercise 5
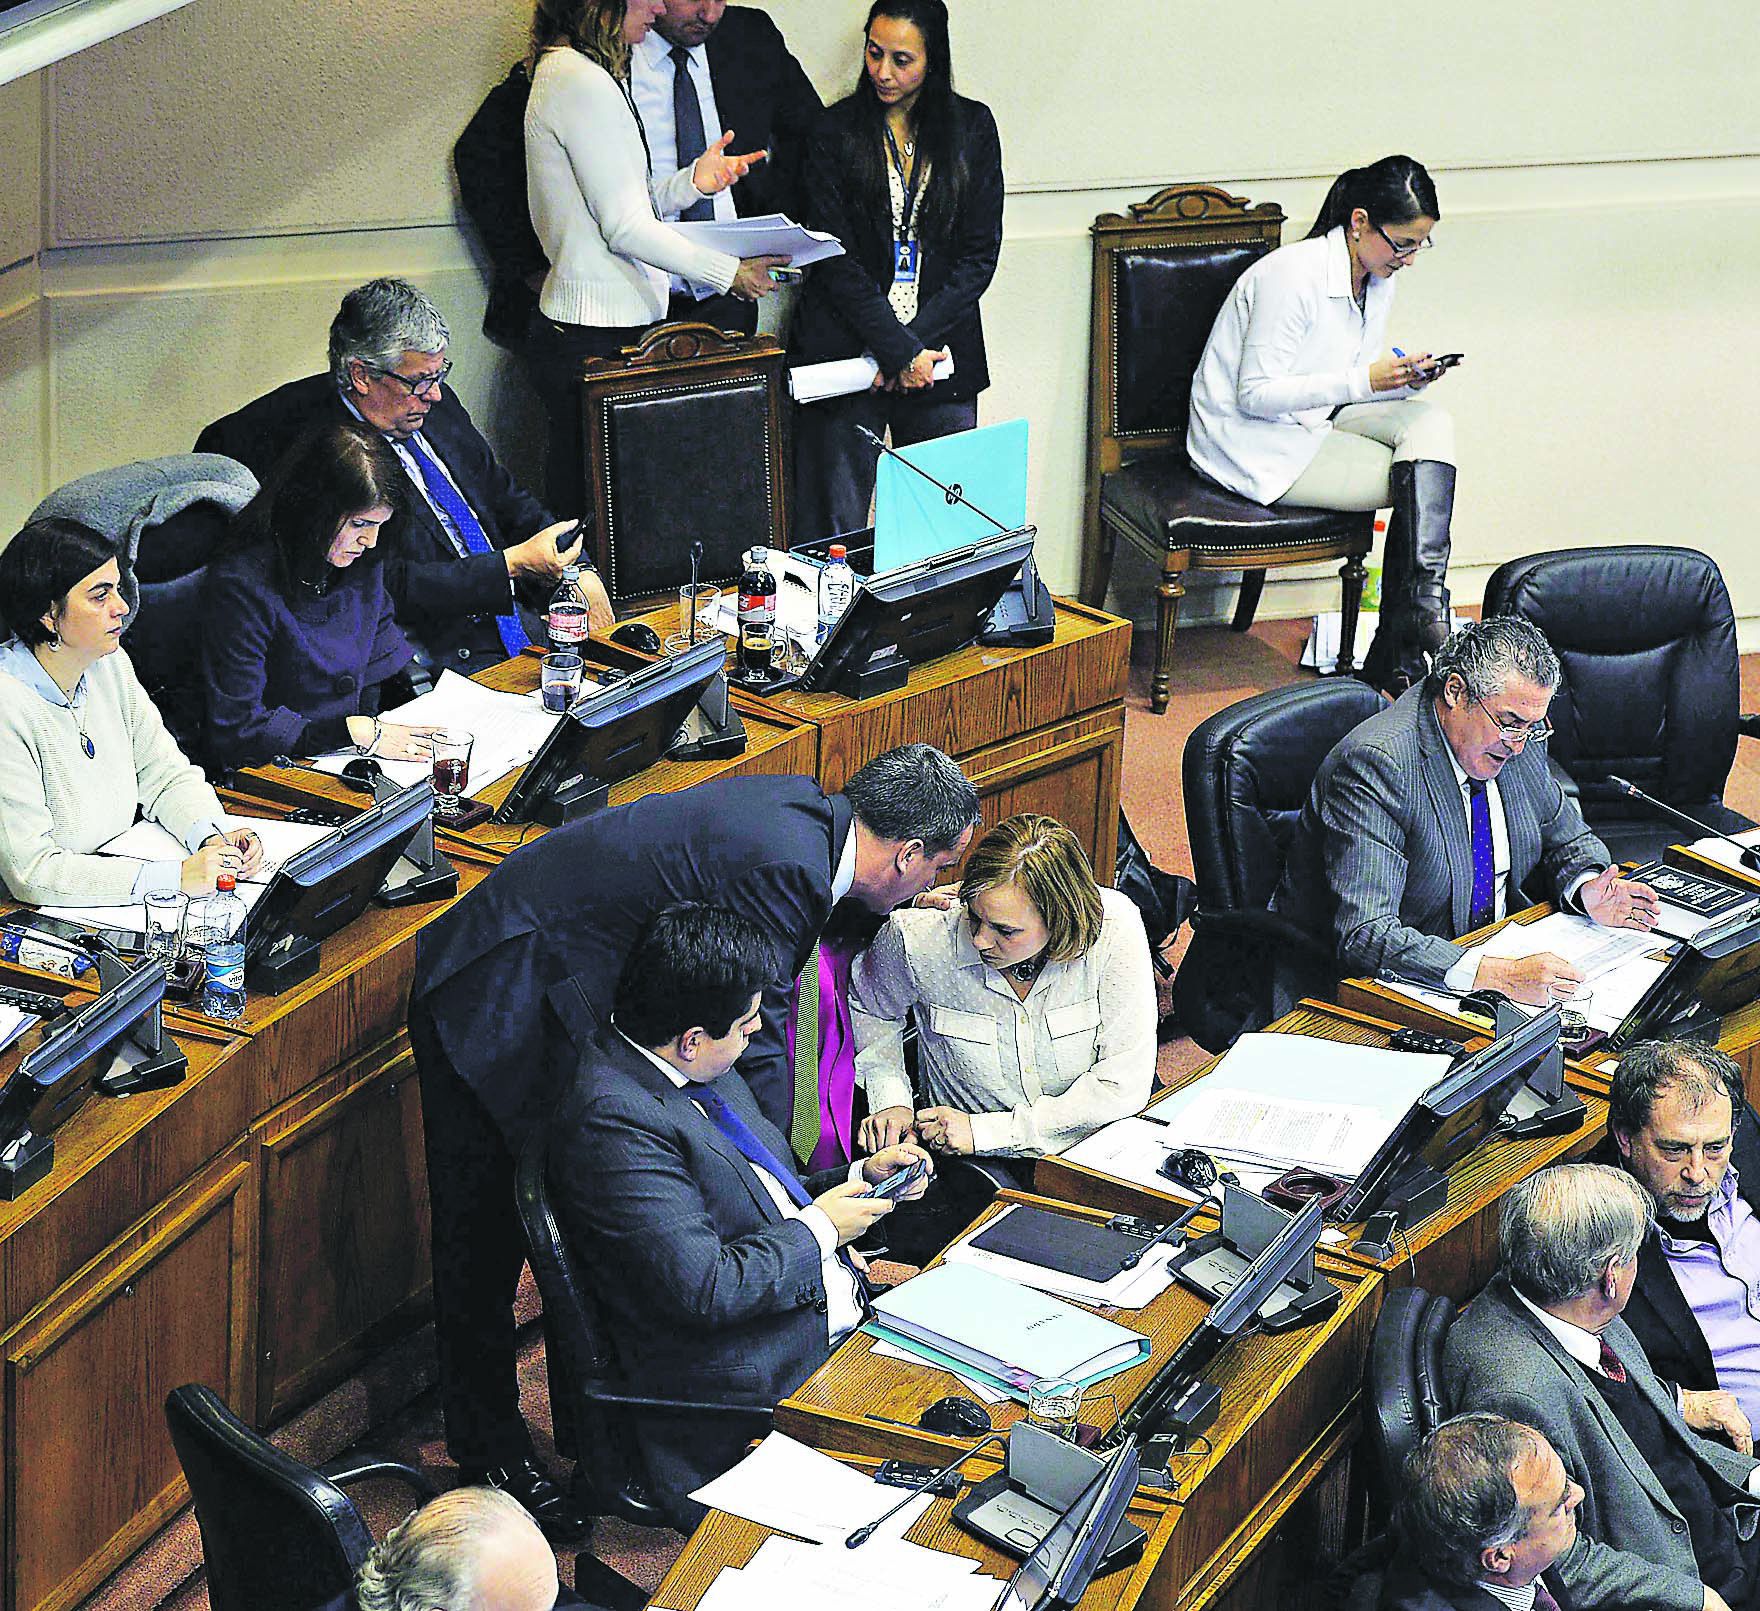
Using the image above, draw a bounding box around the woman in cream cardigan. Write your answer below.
[0,518,261,909]
[523,0,789,514]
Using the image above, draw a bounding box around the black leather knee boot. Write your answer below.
[1361,459,1456,693]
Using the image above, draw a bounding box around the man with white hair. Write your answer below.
[1445,1162,1760,1611]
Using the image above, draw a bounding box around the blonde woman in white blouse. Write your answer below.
[853,814,1156,1164]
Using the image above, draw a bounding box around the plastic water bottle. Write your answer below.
[736,545,778,680]
[816,543,856,645]
[546,564,590,652]
[192,875,248,1020]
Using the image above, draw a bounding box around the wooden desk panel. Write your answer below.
[1034,1003,1607,1301]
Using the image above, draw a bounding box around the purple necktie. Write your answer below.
[670,46,714,223]
[1532,1576,1561,1611]
[1468,780,1496,931]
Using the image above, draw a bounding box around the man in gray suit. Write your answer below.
[1445,1163,1758,1611]
[1272,615,1660,1006]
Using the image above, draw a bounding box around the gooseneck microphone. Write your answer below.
[1606,775,1760,873]
[845,1431,1009,1548]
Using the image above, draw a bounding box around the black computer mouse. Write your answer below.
[918,1396,993,1437]
[610,621,663,655]
[340,756,384,791]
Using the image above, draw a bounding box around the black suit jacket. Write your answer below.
[551,1032,851,1524]
[411,774,854,1144]
[789,93,1004,400]
[194,375,553,675]
[1594,1106,1760,1398]
[1376,1557,1557,1611]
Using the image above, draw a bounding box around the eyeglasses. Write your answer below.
[1375,223,1433,258]
[1475,697,1553,746]
[373,360,451,398]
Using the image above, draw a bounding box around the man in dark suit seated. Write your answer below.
[407,744,977,1536]
[1380,1414,1580,1611]
[1445,1162,1759,1611]
[550,902,931,1527]
[1270,615,1660,1011]
[1602,1039,1760,1447]
[194,277,611,676]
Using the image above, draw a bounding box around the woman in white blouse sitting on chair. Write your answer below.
[853,813,1156,1171]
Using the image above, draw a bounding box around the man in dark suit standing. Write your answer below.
[1379,1415,1580,1611]
[1445,1163,1756,1611]
[1602,1040,1760,1441]
[194,277,612,676]
[407,744,976,1533]
[552,903,930,1526]
[1271,615,1660,1009]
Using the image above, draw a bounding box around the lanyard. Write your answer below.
[882,123,922,242]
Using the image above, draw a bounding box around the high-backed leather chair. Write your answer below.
[163,1383,435,1611]
[1483,546,1760,864]
[1364,1286,1456,1509]
[1083,184,1374,712]
[1173,678,1384,1050]
[579,322,790,611]
[515,1133,773,1527]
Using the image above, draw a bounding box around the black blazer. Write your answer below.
[410,774,854,1144]
[1595,1106,1760,1398]
[1376,1557,1558,1611]
[550,1031,851,1525]
[789,93,1004,401]
[194,376,554,675]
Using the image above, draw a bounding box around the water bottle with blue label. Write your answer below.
[192,875,247,1020]
[816,543,856,645]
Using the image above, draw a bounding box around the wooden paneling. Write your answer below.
[254,1035,431,1420]
[0,1144,255,1611]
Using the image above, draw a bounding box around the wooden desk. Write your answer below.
[1034,1002,1608,1301]
[776,1192,1381,1611]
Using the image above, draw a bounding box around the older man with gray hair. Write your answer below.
[1270,615,1659,1012]
[1444,1162,1760,1611]
[196,277,611,679]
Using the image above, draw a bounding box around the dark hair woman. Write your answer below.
[0,517,261,905]
[202,421,440,767]
[1188,155,1457,692]
[789,0,1004,540]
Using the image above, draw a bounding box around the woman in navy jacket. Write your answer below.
[203,422,438,768]
[790,0,1003,541]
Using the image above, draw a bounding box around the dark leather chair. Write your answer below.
[1172,677,1384,1050]
[515,1133,773,1527]
[579,322,791,610]
[1364,1285,1455,1509]
[163,1382,436,1611]
[1482,545,1759,864]
[1082,184,1374,712]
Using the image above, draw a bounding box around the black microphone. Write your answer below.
[1119,1194,1210,1272]
[844,1431,1008,1548]
[1606,775,1760,873]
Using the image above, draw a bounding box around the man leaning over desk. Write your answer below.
[1271,615,1660,1013]
[549,902,931,1529]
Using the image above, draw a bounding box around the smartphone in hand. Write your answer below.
[866,1157,929,1201]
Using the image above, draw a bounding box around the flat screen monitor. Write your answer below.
[796,527,1035,697]
[992,1441,1141,1611]
[495,638,726,825]
[244,781,434,984]
[1606,904,1760,1051]
[1336,1005,1565,1222]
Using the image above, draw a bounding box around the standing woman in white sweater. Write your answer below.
[0,519,261,909]
[523,0,788,515]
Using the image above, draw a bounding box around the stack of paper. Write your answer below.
[789,351,955,404]
[670,212,846,268]
[942,1205,1179,1309]
[688,1434,935,1546]
[681,1532,1001,1611]
[1458,910,1679,1032]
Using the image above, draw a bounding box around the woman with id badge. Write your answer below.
[790,0,1004,541]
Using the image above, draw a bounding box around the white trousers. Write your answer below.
[1275,399,1456,511]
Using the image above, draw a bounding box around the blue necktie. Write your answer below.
[400,433,531,658]
[695,1085,812,1208]
[1468,780,1497,931]
[670,46,714,223]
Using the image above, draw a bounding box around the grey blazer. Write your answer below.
[1271,685,1607,989]
[1444,1273,1759,1611]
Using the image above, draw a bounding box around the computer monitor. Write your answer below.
[796,527,1035,698]
[495,638,726,826]
[1336,1005,1566,1223]
[991,1441,1141,1611]
[1606,904,1760,1051]
[244,780,435,992]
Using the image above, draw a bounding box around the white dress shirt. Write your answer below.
[622,1031,865,1343]
[1478,1582,1537,1611]
[852,888,1158,1157]
[630,30,733,300]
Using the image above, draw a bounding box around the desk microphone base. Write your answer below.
[378,851,459,907]
[0,1132,52,1201]
[248,934,322,996]
[95,1041,188,1097]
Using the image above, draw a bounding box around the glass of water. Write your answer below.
[143,890,187,967]
[1026,1377,1083,1442]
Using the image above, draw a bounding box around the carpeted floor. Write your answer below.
[85,614,1760,1608]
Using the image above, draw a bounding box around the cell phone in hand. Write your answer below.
[1416,352,1464,376]
[555,519,587,554]
[769,265,804,283]
[866,1157,928,1200]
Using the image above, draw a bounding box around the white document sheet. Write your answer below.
[670,212,846,268]
[0,1005,36,1055]
[789,350,955,404]
[865,1336,1010,1404]
[942,1205,1179,1310]
[1475,911,1663,979]
[688,1433,934,1546]
[96,812,336,885]
[683,1533,997,1611]
[1687,831,1760,877]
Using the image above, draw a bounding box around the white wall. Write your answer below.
[3,0,1758,642]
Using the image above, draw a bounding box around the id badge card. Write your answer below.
[892,238,920,286]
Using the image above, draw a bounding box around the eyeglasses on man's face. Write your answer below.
[1375,222,1434,258]
[1475,696,1553,746]
[374,359,452,398]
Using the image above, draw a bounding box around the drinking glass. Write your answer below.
[430,730,474,818]
[1026,1377,1083,1442]
[143,890,187,966]
[1558,982,1596,1046]
[540,651,584,713]
[666,585,722,654]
